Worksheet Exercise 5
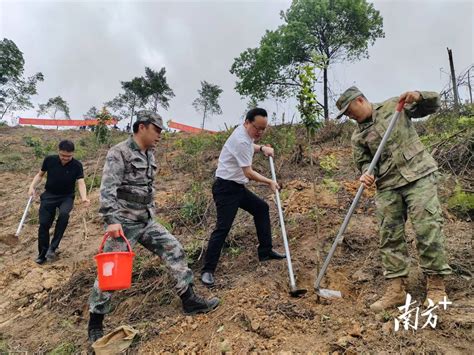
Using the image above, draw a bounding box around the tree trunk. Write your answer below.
[323,66,329,121]
[154,96,158,113]
[0,100,13,120]
[130,98,136,129]
[201,106,207,130]
[467,68,472,104]
[54,108,58,130]
[447,48,460,110]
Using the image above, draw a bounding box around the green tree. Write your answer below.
[37,96,70,118]
[0,39,44,120]
[246,97,259,110]
[242,97,259,120]
[142,67,175,113]
[106,77,147,127]
[192,81,223,129]
[83,106,98,120]
[106,67,174,128]
[0,38,24,85]
[231,0,384,119]
[95,107,112,144]
[298,62,322,138]
[298,62,323,165]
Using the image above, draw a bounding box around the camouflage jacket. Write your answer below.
[351,91,439,191]
[99,137,157,224]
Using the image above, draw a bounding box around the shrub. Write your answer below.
[319,154,339,176]
[448,184,474,217]
[322,178,340,193]
[180,182,209,225]
[24,136,56,158]
[259,124,297,155]
[185,239,202,266]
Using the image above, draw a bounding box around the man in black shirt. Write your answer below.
[28,140,90,264]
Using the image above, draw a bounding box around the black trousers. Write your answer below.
[202,178,273,273]
[38,191,74,257]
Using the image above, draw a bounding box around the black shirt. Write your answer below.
[41,155,84,196]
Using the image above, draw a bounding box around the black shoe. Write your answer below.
[46,248,57,260]
[35,256,47,265]
[88,328,103,343]
[258,250,286,262]
[201,272,215,286]
[88,312,104,343]
[181,286,220,315]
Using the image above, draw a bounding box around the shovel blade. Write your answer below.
[1,234,19,247]
[290,288,307,297]
[316,288,342,299]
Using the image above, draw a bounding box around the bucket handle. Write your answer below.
[98,230,133,254]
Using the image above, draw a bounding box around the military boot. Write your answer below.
[370,277,406,312]
[88,312,104,343]
[181,286,220,315]
[424,275,448,306]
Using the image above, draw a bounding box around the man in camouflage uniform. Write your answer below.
[335,87,451,312]
[87,111,219,342]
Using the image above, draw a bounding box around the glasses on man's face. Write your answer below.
[251,122,267,133]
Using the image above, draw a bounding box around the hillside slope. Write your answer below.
[0,122,472,353]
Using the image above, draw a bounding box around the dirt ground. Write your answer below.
[0,125,472,353]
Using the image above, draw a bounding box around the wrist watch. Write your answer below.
[260,145,264,152]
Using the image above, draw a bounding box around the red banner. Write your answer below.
[168,120,216,134]
[19,118,118,126]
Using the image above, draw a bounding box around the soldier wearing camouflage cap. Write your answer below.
[335,87,451,312]
[87,110,220,343]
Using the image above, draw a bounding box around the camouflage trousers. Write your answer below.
[89,219,193,314]
[375,173,452,279]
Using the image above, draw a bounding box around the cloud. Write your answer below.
[1,0,472,128]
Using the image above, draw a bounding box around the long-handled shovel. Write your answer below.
[1,196,33,246]
[15,196,33,238]
[269,156,307,297]
[314,99,406,299]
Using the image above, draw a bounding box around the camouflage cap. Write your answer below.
[136,110,164,130]
[334,86,364,119]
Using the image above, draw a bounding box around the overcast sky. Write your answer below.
[1,0,473,130]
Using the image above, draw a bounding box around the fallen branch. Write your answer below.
[429,128,467,153]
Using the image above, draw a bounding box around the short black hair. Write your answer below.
[132,120,152,133]
[58,140,74,152]
[245,108,267,122]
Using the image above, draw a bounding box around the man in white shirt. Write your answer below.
[201,108,286,286]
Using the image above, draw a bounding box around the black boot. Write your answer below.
[258,249,286,262]
[35,256,47,265]
[180,286,220,315]
[88,312,104,343]
[46,248,57,261]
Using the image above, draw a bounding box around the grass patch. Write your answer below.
[0,152,24,171]
[319,154,339,176]
[185,239,202,266]
[48,342,76,355]
[322,178,340,193]
[180,182,209,225]
[155,217,174,232]
[448,184,474,217]
[83,175,101,192]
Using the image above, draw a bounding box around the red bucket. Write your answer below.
[95,231,135,291]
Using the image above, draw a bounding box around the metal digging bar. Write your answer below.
[314,99,406,298]
[269,156,307,297]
